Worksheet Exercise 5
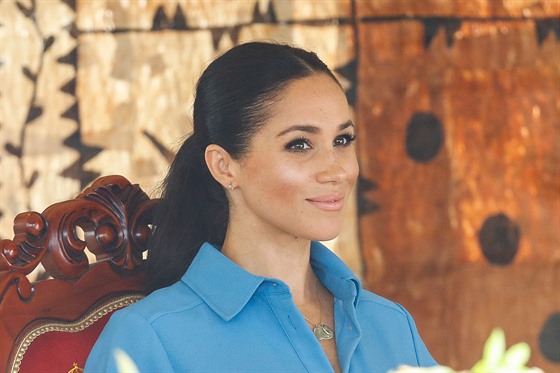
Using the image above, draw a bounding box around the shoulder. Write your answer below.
[357,288,411,321]
[86,289,184,371]
[354,289,439,367]
[118,280,204,324]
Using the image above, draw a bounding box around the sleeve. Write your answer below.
[396,303,439,367]
[84,309,175,372]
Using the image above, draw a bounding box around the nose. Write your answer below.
[316,150,348,184]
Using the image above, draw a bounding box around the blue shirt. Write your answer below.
[85,242,437,372]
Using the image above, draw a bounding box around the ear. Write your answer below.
[205,144,237,189]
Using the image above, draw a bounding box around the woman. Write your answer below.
[85,42,437,372]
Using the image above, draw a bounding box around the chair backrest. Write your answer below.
[0,175,157,372]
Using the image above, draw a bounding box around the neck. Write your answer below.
[220,228,317,304]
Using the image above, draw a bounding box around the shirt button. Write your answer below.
[348,326,353,330]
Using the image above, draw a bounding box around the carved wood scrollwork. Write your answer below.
[0,175,156,302]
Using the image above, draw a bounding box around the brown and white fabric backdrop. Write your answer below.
[0,0,558,370]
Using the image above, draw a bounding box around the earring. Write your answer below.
[228,182,234,190]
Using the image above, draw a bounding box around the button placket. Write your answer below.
[264,289,335,373]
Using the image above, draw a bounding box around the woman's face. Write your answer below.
[231,73,359,242]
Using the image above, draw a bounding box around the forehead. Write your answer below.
[261,74,350,132]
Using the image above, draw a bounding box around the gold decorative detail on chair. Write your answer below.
[68,362,84,373]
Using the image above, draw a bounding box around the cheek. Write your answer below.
[244,157,309,203]
[265,162,310,199]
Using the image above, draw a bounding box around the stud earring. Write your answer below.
[228,182,234,190]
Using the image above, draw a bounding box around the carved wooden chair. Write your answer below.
[0,175,156,372]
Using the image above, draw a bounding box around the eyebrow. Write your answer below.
[276,120,354,137]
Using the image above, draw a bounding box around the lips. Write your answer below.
[306,194,345,211]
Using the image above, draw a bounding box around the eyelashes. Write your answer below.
[285,133,357,153]
[334,133,357,147]
[285,137,312,152]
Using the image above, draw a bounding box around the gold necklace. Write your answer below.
[302,281,334,341]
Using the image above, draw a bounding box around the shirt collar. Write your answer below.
[181,242,361,321]
[310,241,362,307]
[181,242,265,321]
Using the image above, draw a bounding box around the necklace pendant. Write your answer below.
[313,323,334,341]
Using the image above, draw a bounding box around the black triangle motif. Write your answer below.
[422,18,461,48]
[357,176,381,216]
[358,198,381,216]
[61,101,78,121]
[229,26,241,46]
[252,1,277,23]
[60,162,101,189]
[422,18,442,48]
[60,78,76,96]
[211,28,226,50]
[61,129,104,188]
[172,4,188,30]
[535,18,560,45]
[152,6,169,30]
[358,176,378,193]
[211,26,242,51]
[57,47,77,65]
[62,129,80,148]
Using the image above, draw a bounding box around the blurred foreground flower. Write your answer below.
[471,328,542,373]
[390,328,543,373]
[114,348,139,373]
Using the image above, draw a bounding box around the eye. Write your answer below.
[285,137,312,152]
[334,133,356,147]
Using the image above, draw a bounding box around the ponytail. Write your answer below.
[147,133,228,291]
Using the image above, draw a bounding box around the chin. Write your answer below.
[305,227,342,242]
[288,218,344,242]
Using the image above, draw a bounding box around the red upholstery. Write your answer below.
[0,176,155,372]
[17,316,109,373]
[13,294,143,373]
